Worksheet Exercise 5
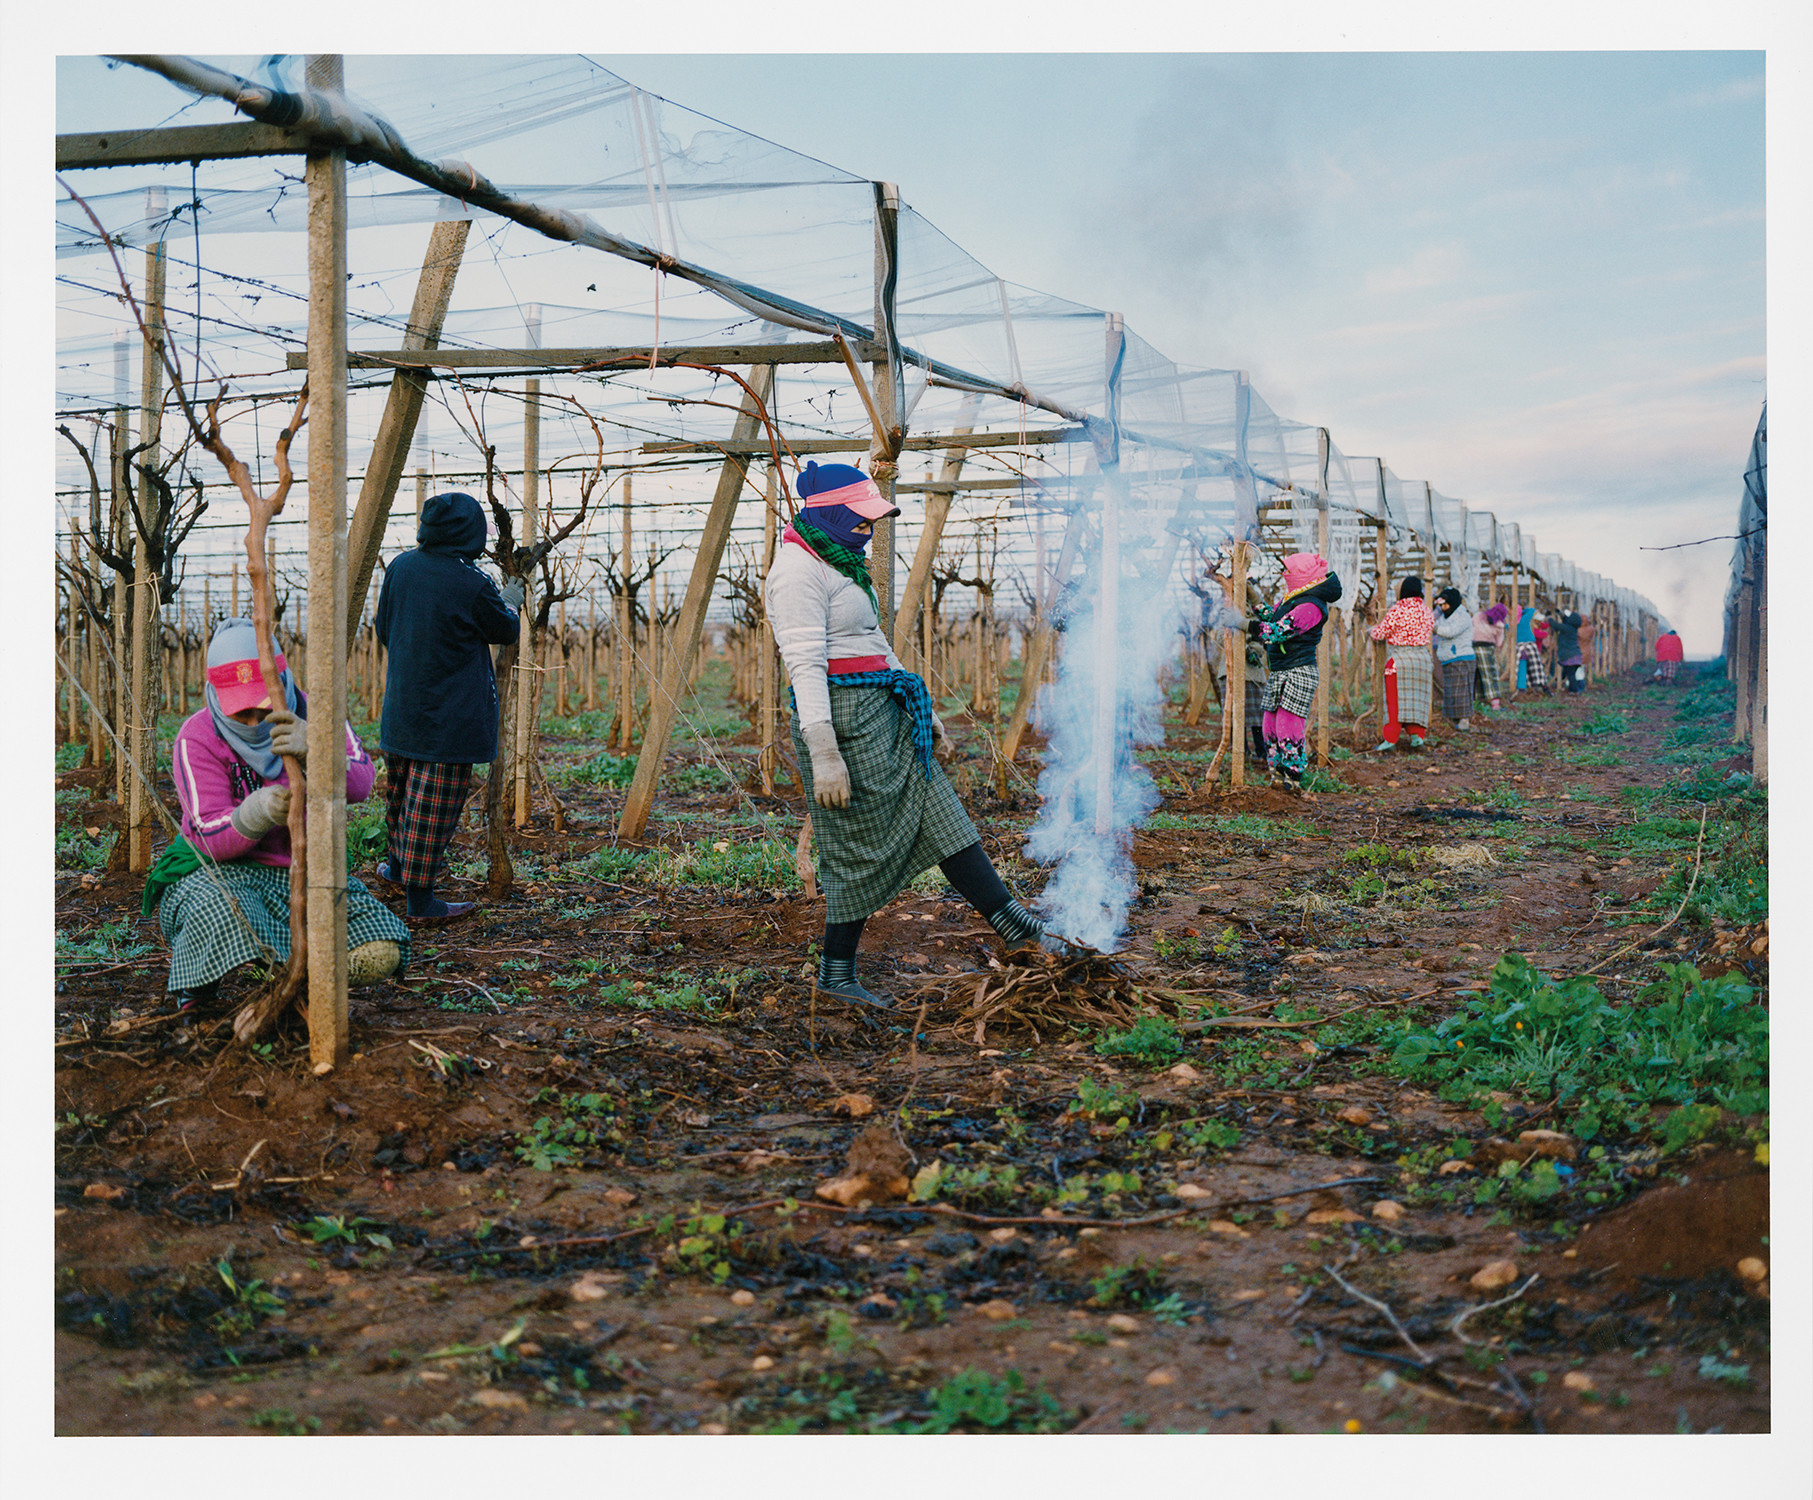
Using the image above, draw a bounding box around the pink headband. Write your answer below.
[801,477,899,521]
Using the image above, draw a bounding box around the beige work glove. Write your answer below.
[230,784,292,840]
[801,722,851,809]
[266,708,307,763]
[931,712,954,765]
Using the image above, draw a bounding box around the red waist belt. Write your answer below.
[827,655,890,675]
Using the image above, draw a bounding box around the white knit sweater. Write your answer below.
[764,539,905,728]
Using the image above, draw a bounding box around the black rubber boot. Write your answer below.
[816,955,890,1011]
[173,981,219,1014]
[986,898,1045,947]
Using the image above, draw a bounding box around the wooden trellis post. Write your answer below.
[127,189,166,873]
[759,462,779,794]
[303,51,351,1072]
[514,304,542,825]
[617,473,635,750]
[893,394,980,659]
[1000,505,1084,764]
[111,335,130,800]
[343,218,469,639]
[1228,538,1248,788]
[1315,430,1331,767]
[618,365,776,840]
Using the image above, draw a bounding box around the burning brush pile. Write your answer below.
[909,947,1153,1046]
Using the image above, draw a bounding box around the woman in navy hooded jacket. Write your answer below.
[373,492,522,924]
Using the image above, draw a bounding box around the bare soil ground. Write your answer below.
[52,662,1768,1436]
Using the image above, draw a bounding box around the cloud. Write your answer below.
[1363,241,1469,298]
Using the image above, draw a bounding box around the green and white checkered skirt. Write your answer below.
[791,684,980,924]
[1262,663,1319,719]
[1387,645,1434,726]
[157,861,410,993]
[1474,648,1504,703]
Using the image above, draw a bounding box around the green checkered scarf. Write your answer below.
[790,515,877,609]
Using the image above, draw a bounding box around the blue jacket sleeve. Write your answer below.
[471,569,521,646]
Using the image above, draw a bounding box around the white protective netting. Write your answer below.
[55,52,1662,639]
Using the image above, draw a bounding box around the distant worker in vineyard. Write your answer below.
[1472,601,1510,711]
[1248,552,1343,790]
[1370,576,1436,751]
[144,619,410,1013]
[1654,628,1685,684]
[1515,605,1548,694]
[373,491,524,925]
[1433,587,1477,730]
[1554,603,1587,694]
[766,462,1058,1010]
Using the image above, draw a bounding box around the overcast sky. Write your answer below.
[604,51,1764,652]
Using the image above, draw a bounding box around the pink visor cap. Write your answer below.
[801,476,901,521]
[208,654,286,714]
[205,618,285,714]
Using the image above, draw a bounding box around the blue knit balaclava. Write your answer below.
[794,462,875,553]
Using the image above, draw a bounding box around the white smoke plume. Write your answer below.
[1025,531,1187,953]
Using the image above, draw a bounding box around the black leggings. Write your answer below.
[822,841,1011,960]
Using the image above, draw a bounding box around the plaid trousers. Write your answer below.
[383,756,473,888]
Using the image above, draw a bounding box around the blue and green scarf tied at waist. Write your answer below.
[793,669,938,772]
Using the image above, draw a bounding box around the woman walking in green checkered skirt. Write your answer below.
[765,462,1059,1010]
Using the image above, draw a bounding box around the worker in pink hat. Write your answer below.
[145,618,409,1014]
[765,462,1065,1010]
[1248,551,1343,790]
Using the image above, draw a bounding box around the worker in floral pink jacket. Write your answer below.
[143,618,409,1013]
[1369,577,1436,749]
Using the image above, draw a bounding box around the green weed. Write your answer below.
[514,1089,619,1170]
[1384,955,1766,1140]
[56,741,86,771]
[560,751,638,787]
[911,1369,1070,1434]
[56,920,152,963]
[1094,1015,1184,1065]
[1579,710,1630,737]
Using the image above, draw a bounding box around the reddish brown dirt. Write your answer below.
[52,664,1768,1435]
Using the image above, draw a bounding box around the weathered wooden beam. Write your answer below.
[642,426,1083,457]
[617,366,777,841]
[303,54,351,1074]
[999,506,1085,765]
[286,341,880,372]
[57,121,315,170]
[893,395,980,658]
[343,219,470,640]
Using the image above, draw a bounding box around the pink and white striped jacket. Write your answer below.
[172,706,376,868]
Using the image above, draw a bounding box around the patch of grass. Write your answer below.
[1299,766,1347,794]
[1343,843,1419,870]
[345,809,386,871]
[56,919,152,963]
[654,837,801,892]
[1558,745,1623,768]
[1466,785,1528,811]
[1384,955,1767,1140]
[579,846,653,882]
[514,1088,621,1170]
[558,751,638,787]
[1219,813,1313,841]
[911,1369,1071,1434]
[1094,1014,1183,1065]
[56,742,86,771]
[1579,709,1630,737]
[667,760,736,794]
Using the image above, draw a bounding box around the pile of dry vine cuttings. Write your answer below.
[911,948,1166,1045]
